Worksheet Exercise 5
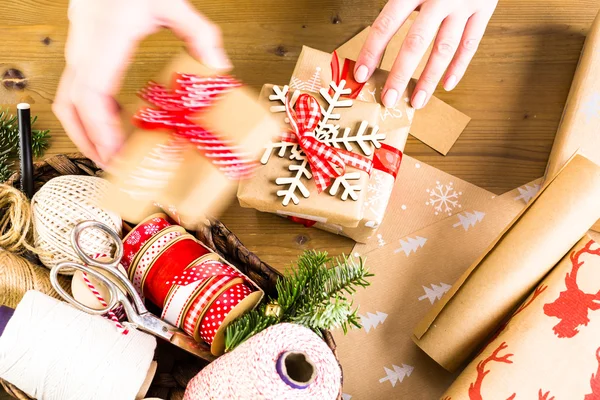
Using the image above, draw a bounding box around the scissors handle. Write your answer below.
[71,221,148,314]
[51,262,119,315]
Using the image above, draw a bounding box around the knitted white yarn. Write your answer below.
[184,323,341,400]
[0,291,156,400]
[32,175,122,273]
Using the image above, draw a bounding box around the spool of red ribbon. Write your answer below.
[122,214,262,355]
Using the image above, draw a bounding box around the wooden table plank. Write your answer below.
[0,0,599,271]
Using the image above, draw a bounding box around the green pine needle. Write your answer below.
[224,250,372,352]
[0,153,13,182]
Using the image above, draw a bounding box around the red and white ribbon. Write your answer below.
[330,51,366,100]
[281,93,373,192]
[83,254,129,335]
[134,74,256,180]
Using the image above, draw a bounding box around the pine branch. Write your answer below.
[0,110,51,158]
[224,307,279,352]
[224,250,372,351]
[0,153,13,182]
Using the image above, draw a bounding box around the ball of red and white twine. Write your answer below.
[183,323,342,399]
[122,214,261,355]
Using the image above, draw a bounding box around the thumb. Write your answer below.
[156,0,232,70]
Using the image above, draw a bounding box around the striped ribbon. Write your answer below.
[82,254,129,335]
[133,74,256,180]
[281,93,373,192]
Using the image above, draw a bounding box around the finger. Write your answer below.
[443,11,493,91]
[53,68,102,163]
[411,15,467,109]
[383,5,446,108]
[157,0,231,70]
[354,0,420,83]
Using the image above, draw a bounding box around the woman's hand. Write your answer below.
[53,0,230,165]
[355,0,498,109]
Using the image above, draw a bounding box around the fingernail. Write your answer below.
[412,90,427,109]
[382,89,398,108]
[444,75,458,91]
[355,65,369,83]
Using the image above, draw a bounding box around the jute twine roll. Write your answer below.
[0,185,36,255]
[31,175,122,273]
[0,251,69,308]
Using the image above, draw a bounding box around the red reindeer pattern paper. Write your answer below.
[442,236,600,400]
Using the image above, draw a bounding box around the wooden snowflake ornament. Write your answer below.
[262,80,386,206]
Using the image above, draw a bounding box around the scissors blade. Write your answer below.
[170,332,216,361]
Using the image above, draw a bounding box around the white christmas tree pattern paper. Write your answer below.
[290,67,322,92]
[394,236,427,256]
[514,183,541,204]
[261,82,385,206]
[341,394,352,400]
[363,171,395,228]
[379,364,414,387]
[359,311,388,333]
[426,181,462,216]
[418,283,452,304]
[452,211,485,230]
[582,92,600,122]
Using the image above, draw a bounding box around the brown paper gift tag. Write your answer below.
[334,26,471,155]
[103,51,279,227]
[237,83,386,227]
[545,12,600,232]
[414,155,600,372]
[333,181,537,399]
[443,235,600,399]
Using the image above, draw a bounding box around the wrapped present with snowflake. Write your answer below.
[102,51,279,227]
[237,47,413,240]
[237,77,410,228]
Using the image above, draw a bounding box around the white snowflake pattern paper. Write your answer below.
[261,81,386,207]
[425,181,462,216]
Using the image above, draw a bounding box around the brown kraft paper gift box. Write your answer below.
[102,51,280,228]
[442,235,600,399]
[284,46,413,240]
[545,11,600,232]
[238,82,407,228]
[413,154,600,373]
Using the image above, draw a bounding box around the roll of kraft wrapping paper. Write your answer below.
[442,235,600,399]
[184,323,341,400]
[545,11,600,232]
[0,291,157,400]
[413,154,600,372]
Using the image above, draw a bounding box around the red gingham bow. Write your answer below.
[282,93,373,192]
[133,74,256,179]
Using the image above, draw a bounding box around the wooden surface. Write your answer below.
[1,0,599,273]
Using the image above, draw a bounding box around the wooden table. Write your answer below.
[1,0,599,273]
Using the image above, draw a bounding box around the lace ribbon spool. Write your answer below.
[0,291,157,400]
[184,323,342,400]
[123,214,262,355]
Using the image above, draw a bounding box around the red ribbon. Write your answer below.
[281,93,373,193]
[373,144,403,179]
[330,51,366,100]
[133,74,256,180]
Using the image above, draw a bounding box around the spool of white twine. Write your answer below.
[184,323,341,399]
[0,291,157,400]
[31,175,122,273]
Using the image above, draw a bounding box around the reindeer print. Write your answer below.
[584,347,600,400]
[468,342,516,400]
[544,240,600,338]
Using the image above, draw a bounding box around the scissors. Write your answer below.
[50,220,216,361]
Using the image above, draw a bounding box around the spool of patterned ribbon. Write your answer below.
[122,214,262,354]
[282,93,373,192]
[134,74,256,180]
